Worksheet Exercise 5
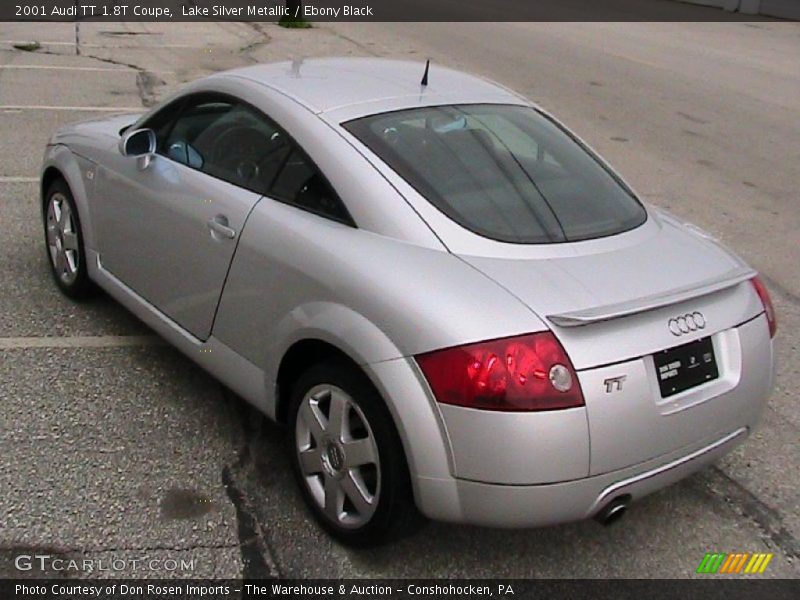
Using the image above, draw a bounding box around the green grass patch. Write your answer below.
[278,16,312,28]
[13,41,41,52]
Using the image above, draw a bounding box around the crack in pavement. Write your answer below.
[221,387,281,579]
[323,25,381,57]
[79,52,165,107]
[239,22,271,62]
[707,466,799,559]
[8,46,164,109]
[134,70,164,107]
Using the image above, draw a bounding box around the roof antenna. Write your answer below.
[420,59,430,87]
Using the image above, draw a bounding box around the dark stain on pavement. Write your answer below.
[677,111,710,125]
[159,488,214,520]
[100,31,160,37]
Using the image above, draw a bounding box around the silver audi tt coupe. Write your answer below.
[41,58,776,545]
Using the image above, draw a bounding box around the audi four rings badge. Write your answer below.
[668,312,706,336]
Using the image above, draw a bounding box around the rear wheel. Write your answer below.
[287,360,419,546]
[43,179,94,300]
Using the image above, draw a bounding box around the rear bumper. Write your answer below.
[415,426,748,528]
[367,315,772,528]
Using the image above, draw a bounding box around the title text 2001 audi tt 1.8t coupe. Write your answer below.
[41,58,775,545]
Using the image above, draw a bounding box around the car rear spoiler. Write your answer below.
[547,265,756,327]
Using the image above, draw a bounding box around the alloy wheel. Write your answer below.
[295,384,381,529]
[46,193,80,285]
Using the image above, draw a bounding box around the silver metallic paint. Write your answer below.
[549,266,754,327]
[93,152,262,340]
[438,404,591,484]
[450,427,749,528]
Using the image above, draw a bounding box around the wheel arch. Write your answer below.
[272,333,456,518]
[213,292,456,489]
[263,310,455,491]
[41,166,65,209]
[40,146,97,251]
[275,338,361,425]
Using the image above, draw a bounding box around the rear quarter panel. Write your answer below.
[211,196,548,376]
[211,197,548,485]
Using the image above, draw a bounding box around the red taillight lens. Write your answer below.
[415,332,585,411]
[751,276,777,338]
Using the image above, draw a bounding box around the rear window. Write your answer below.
[344,104,647,244]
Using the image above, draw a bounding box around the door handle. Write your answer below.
[207,216,236,240]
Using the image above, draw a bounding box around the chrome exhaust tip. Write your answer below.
[594,495,630,526]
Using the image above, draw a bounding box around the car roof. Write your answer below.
[217,57,524,117]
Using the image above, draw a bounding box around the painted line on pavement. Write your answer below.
[0,105,140,112]
[0,64,174,74]
[0,335,163,349]
[2,40,203,49]
[0,64,129,72]
[0,177,38,183]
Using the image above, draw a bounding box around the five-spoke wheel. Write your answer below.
[295,385,381,529]
[46,191,80,286]
[43,178,94,299]
[288,359,419,546]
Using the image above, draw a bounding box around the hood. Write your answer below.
[50,113,143,151]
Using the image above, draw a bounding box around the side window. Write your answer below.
[139,97,187,143]
[159,95,292,195]
[270,149,350,223]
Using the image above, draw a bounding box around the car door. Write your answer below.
[93,93,292,340]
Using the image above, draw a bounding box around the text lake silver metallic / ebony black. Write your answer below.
[40,58,776,545]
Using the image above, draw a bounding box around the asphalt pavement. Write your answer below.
[0,19,797,579]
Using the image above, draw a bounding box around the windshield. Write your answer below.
[344,104,647,244]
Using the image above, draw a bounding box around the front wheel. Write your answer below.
[43,179,95,300]
[287,360,419,546]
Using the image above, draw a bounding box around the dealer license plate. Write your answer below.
[653,336,719,398]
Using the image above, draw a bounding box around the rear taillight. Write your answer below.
[415,332,585,411]
[751,276,777,338]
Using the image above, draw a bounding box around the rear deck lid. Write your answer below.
[459,214,762,369]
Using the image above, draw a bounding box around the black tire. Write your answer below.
[287,359,421,546]
[42,178,95,300]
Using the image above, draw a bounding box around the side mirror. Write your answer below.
[119,128,156,169]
